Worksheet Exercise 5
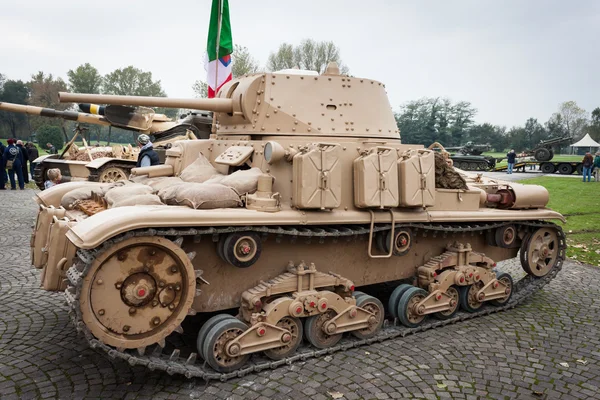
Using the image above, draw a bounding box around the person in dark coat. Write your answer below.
[26,142,39,176]
[3,138,25,190]
[506,149,516,174]
[136,134,160,167]
[16,140,29,184]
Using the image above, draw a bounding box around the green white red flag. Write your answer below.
[206,0,233,98]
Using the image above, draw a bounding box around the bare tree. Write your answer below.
[267,39,349,74]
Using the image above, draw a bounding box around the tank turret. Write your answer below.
[59,63,399,139]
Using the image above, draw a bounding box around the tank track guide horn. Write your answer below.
[65,220,564,381]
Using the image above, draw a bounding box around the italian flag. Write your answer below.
[206,0,233,98]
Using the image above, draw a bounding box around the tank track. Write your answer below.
[64,220,565,381]
[87,161,135,183]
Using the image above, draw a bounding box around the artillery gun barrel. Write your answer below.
[59,93,234,113]
[0,102,110,126]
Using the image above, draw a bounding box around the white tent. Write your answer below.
[570,133,600,153]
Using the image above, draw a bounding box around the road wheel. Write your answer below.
[459,282,484,313]
[222,232,262,268]
[468,162,478,170]
[304,310,342,349]
[351,295,385,339]
[489,273,513,306]
[197,314,235,360]
[98,166,129,183]
[202,318,250,372]
[433,286,459,320]
[264,316,303,360]
[397,287,429,328]
[387,284,413,319]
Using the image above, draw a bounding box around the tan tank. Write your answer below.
[30,63,566,379]
[0,102,211,189]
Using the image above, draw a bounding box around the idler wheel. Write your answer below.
[384,229,413,256]
[490,273,514,307]
[459,282,484,313]
[397,287,429,328]
[520,228,559,277]
[351,295,384,339]
[197,314,235,360]
[387,284,413,319]
[264,316,303,360]
[222,232,262,268]
[304,310,342,349]
[433,286,460,320]
[202,318,250,373]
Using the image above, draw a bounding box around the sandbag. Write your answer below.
[158,183,241,209]
[104,183,154,206]
[146,177,186,191]
[111,194,164,208]
[204,174,226,184]
[60,182,123,209]
[179,153,219,183]
[220,167,262,194]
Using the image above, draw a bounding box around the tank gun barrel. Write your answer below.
[59,92,234,113]
[0,102,110,126]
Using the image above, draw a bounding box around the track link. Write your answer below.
[65,220,565,381]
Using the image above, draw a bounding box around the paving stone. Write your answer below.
[1,189,599,399]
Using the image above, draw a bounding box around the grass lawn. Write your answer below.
[484,152,583,169]
[520,176,600,266]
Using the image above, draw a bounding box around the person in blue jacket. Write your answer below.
[0,141,6,189]
[3,138,25,190]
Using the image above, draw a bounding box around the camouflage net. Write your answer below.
[434,152,468,190]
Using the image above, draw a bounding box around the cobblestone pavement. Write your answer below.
[1,189,600,400]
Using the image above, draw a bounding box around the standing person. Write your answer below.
[3,138,25,190]
[506,149,516,174]
[0,141,6,190]
[26,142,39,175]
[135,134,160,167]
[16,140,29,184]
[46,142,57,154]
[582,151,594,182]
[594,151,600,182]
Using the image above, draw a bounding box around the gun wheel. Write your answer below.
[79,236,196,349]
[98,166,129,183]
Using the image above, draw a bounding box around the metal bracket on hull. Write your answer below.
[367,209,395,258]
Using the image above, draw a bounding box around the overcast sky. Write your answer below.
[1,0,598,127]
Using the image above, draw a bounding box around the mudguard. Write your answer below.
[85,157,136,171]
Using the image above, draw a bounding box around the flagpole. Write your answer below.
[211,0,223,134]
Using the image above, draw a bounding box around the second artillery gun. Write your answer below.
[0,102,211,189]
[30,63,565,378]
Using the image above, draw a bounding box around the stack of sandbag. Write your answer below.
[104,183,163,208]
[158,183,241,209]
[220,167,262,195]
[179,153,222,183]
[61,182,126,209]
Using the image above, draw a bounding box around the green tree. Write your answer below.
[395,97,476,146]
[266,39,349,74]
[103,66,165,96]
[468,123,508,152]
[586,107,600,142]
[36,125,64,151]
[0,79,30,138]
[67,63,103,94]
[523,118,547,149]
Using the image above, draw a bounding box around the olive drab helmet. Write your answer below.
[137,134,150,145]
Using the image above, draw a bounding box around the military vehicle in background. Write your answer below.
[31,63,565,378]
[429,141,497,171]
[0,102,212,189]
[523,136,572,162]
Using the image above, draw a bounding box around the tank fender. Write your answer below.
[85,157,136,170]
[36,181,106,207]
